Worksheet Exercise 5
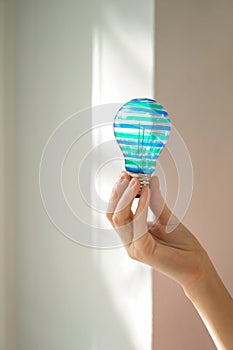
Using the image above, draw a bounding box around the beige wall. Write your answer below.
[154,0,233,349]
[1,1,16,349]
[0,0,6,348]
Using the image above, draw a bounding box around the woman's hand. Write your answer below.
[106,171,233,350]
[106,170,210,292]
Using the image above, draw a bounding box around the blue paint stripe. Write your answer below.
[117,139,165,147]
[120,107,168,116]
[114,123,171,131]
[130,98,156,103]
[123,153,159,160]
[125,166,155,174]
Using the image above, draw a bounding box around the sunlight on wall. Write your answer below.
[92,2,154,105]
[91,1,154,349]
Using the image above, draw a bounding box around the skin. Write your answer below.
[107,171,233,350]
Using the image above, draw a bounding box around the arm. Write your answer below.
[185,264,233,350]
[106,171,233,350]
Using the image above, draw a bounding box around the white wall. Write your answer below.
[1,1,154,349]
[13,1,95,349]
[154,0,233,349]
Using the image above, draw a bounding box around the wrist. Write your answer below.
[184,255,232,308]
[183,252,217,302]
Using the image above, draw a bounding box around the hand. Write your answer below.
[106,171,210,293]
[107,171,233,350]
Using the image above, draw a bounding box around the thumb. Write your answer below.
[149,176,171,225]
[133,185,150,240]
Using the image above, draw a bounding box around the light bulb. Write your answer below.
[113,98,171,195]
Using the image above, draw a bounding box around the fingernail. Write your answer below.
[120,171,130,183]
[111,188,118,201]
[129,178,137,187]
[118,170,125,179]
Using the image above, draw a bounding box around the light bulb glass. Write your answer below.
[113,98,171,185]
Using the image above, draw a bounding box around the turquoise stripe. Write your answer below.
[113,123,171,131]
[125,158,156,165]
[125,102,164,110]
[123,153,159,160]
[117,139,165,147]
[116,116,170,123]
[121,107,168,116]
[120,145,162,153]
[114,132,169,141]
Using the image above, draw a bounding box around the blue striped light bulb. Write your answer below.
[114,98,171,193]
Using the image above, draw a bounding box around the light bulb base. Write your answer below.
[127,172,151,198]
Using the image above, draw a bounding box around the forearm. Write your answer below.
[184,262,233,350]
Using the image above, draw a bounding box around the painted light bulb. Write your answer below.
[113,98,171,194]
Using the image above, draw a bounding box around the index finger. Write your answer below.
[106,171,130,222]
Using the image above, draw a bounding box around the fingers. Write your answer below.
[130,187,159,265]
[106,172,140,246]
[124,185,159,265]
[149,176,172,225]
[107,176,167,266]
[114,177,140,223]
[106,171,130,221]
